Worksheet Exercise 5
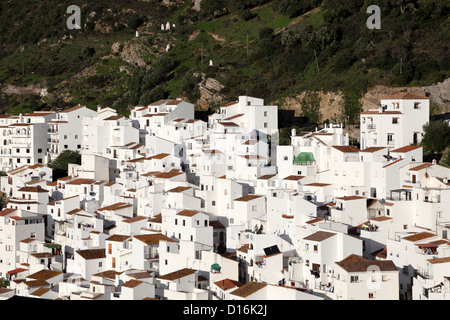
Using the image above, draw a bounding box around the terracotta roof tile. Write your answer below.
[106,234,130,242]
[336,254,397,272]
[390,145,421,153]
[157,268,196,281]
[303,231,336,242]
[402,232,436,242]
[332,145,360,153]
[230,281,267,298]
[76,248,106,260]
[133,233,175,245]
[176,209,200,217]
[234,195,262,202]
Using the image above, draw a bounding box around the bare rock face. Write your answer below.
[1,84,43,96]
[423,78,450,113]
[362,79,450,114]
[362,85,427,110]
[112,41,148,67]
[198,76,225,109]
[282,91,345,122]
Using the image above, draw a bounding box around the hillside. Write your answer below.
[0,0,449,124]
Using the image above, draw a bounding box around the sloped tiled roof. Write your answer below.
[335,254,397,272]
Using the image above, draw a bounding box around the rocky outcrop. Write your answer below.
[1,84,43,96]
[423,78,450,113]
[362,85,427,110]
[282,91,345,122]
[197,76,225,109]
[112,41,149,67]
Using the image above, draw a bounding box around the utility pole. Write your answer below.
[314,49,320,73]
[246,31,249,57]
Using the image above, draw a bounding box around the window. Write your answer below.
[264,122,268,128]
[313,245,318,252]
[264,111,268,117]
[305,260,310,267]
[382,275,388,282]
[392,118,398,124]
[350,276,359,283]
[369,292,375,299]
[252,205,257,211]
[212,201,216,206]
[37,148,42,153]
[175,219,177,225]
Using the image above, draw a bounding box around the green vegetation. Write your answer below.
[0,277,9,288]
[300,91,321,124]
[49,149,82,179]
[421,121,450,157]
[0,0,448,126]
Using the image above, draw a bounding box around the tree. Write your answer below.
[0,277,9,288]
[257,27,278,57]
[200,0,226,20]
[49,150,81,172]
[300,91,322,124]
[421,120,450,155]
[342,90,362,125]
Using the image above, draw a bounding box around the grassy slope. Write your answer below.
[0,0,448,117]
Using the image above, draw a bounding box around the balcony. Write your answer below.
[144,253,159,260]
